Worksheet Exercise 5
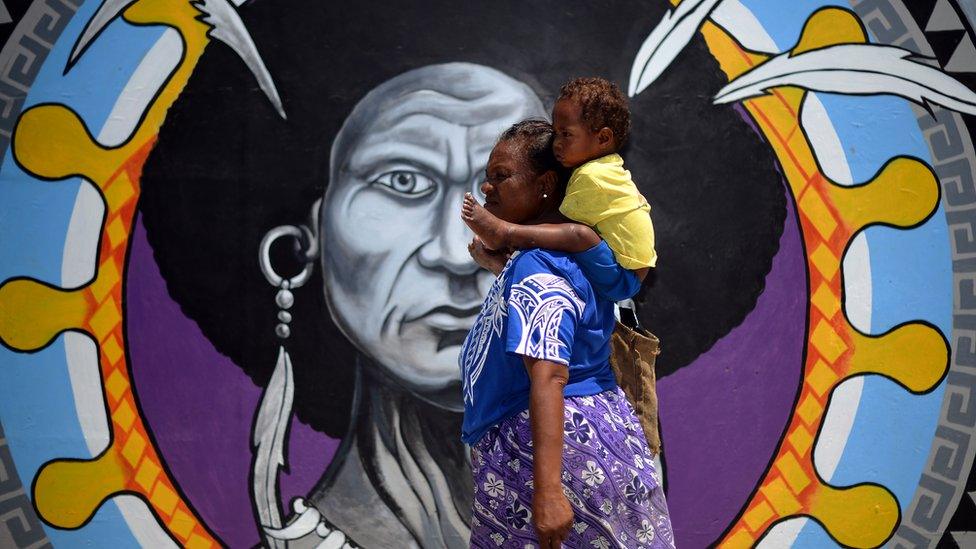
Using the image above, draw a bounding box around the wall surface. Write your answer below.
[1,0,975,547]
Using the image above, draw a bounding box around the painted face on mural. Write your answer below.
[319,63,546,407]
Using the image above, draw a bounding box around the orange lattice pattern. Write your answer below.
[697,8,949,549]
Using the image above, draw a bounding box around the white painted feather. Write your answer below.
[193,0,288,119]
[67,0,138,69]
[252,345,295,549]
[264,501,321,540]
[714,43,976,115]
[67,0,287,119]
[628,0,724,97]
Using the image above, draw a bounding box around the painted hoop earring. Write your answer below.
[252,223,315,546]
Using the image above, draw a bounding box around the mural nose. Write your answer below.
[418,191,479,275]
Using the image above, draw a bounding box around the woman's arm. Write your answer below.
[523,356,574,548]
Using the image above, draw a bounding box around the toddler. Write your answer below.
[462,77,656,295]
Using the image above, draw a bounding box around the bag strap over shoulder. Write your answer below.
[617,298,642,331]
[616,298,660,355]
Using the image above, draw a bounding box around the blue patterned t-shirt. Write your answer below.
[460,248,618,444]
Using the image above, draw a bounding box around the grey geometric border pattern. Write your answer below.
[0,419,51,549]
[0,0,80,547]
[0,0,80,159]
[850,1,976,547]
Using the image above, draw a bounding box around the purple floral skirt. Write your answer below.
[469,387,675,548]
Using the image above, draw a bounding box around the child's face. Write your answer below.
[552,97,606,169]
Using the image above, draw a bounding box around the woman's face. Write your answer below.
[318,64,545,409]
[481,140,547,224]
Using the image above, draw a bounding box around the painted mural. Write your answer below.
[1,0,975,547]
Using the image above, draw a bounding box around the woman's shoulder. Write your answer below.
[508,249,592,298]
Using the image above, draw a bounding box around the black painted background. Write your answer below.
[139,0,785,436]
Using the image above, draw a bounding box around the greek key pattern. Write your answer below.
[0,2,79,547]
[0,420,51,549]
[0,0,80,157]
[851,0,936,57]
[851,0,976,546]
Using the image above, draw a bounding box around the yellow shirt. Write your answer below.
[559,154,657,269]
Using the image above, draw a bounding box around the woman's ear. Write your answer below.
[539,170,559,197]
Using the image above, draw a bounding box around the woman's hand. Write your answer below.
[467,236,509,275]
[533,486,573,547]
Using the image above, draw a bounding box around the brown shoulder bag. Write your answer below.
[608,301,662,456]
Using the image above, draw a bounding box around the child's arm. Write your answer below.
[497,221,601,253]
[573,241,645,301]
[461,193,600,253]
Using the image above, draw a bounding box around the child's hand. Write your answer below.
[467,236,509,275]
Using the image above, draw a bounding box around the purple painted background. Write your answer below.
[125,188,804,547]
[657,187,805,546]
[126,218,338,547]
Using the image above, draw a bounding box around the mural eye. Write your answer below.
[371,170,436,197]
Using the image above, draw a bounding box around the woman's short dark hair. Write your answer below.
[499,119,561,177]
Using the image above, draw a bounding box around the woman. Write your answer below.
[459,120,675,548]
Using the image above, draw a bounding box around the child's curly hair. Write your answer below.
[558,77,631,149]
